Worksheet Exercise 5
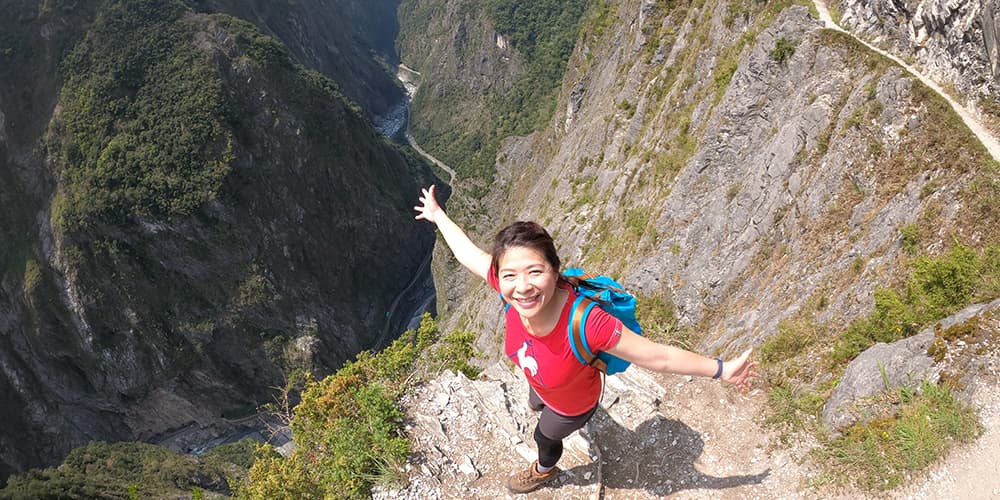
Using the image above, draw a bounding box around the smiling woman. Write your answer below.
[413,184,759,494]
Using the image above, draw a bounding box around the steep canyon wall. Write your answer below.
[0,0,436,481]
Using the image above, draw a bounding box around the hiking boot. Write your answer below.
[506,460,560,494]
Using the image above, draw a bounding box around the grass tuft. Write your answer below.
[815,381,981,491]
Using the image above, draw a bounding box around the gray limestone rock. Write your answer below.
[836,0,1000,100]
[823,298,1000,430]
[822,330,938,431]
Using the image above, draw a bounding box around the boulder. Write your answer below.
[823,298,1000,430]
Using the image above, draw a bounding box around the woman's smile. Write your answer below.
[497,246,559,321]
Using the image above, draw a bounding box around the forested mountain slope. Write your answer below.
[0,0,437,484]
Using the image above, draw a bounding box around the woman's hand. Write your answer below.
[721,348,759,393]
[414,185,443,224]
[412,184,491,280]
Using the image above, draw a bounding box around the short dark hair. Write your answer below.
[489,221,561,279]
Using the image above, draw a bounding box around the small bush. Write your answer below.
[764,383,826,432]
[770,37,797,64]
[430,330,481,379]
[635,293,690,347]
[761,320,815,364]
[900,224,920,254]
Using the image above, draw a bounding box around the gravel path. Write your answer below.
[813,0,1000,162]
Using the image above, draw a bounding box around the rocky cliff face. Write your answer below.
[0,0,436,483]
[384,0,1000,495]
[414,0,997,360]
[833,0,999,120]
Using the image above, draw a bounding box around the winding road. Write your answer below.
[370,63,459,350]
[397,64,457,184]
[813,0,1000,162]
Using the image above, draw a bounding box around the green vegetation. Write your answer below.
[431,329,484,379]
[51,0,233,231]
[765,382,828,432]
[815,381,981,491]
[235,265,272,309]
[485,0,593,160]
[927,317,980,363]
[831,243,1000,366]
[900,224,920,254]
[760,320,816,364]
[634,293,693,349]
[617,99,636,118]
[712,32,753,99]
[770,37,797,64]
[404,0,596,202]
[238,313,479,498]
[487,1,591,118]
[760,242,998,485]
[1,440,257,499]
[580,0,617,47]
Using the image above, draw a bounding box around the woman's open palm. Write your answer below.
[722,348,759,392]
[414,185,442,224]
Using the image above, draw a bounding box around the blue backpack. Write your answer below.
[563,267,642,375]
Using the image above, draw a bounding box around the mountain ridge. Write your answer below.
[0,0,438,483]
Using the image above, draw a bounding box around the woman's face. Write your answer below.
[497,245,560,321]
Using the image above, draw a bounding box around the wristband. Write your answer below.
[712,358,723,379]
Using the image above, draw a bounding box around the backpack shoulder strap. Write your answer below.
[568,295,608,374]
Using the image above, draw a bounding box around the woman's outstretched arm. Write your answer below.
[414,185,491,281]
[607,330,758,391]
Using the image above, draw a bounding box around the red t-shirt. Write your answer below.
[488,273,623,416]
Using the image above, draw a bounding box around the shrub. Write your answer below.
[761,320,815,364]
[816,381,981,491]
[831,243,999,367]
[764,383,826,431]
[430,330,482,379]
[770,37,797,64]
[900,224,920,254]
[240,313,480,498]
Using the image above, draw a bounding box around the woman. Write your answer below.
[414,185,758,494]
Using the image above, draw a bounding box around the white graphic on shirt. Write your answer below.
[516,341,538,377]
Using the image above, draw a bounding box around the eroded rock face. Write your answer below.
[822,331,939,431]
[836,0,1000,101]
[412,0,997,370]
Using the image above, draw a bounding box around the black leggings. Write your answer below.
[529,388,598,468]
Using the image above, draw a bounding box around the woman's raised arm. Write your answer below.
[414,185,492,281]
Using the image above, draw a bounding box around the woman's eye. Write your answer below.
[529,270,542,276]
